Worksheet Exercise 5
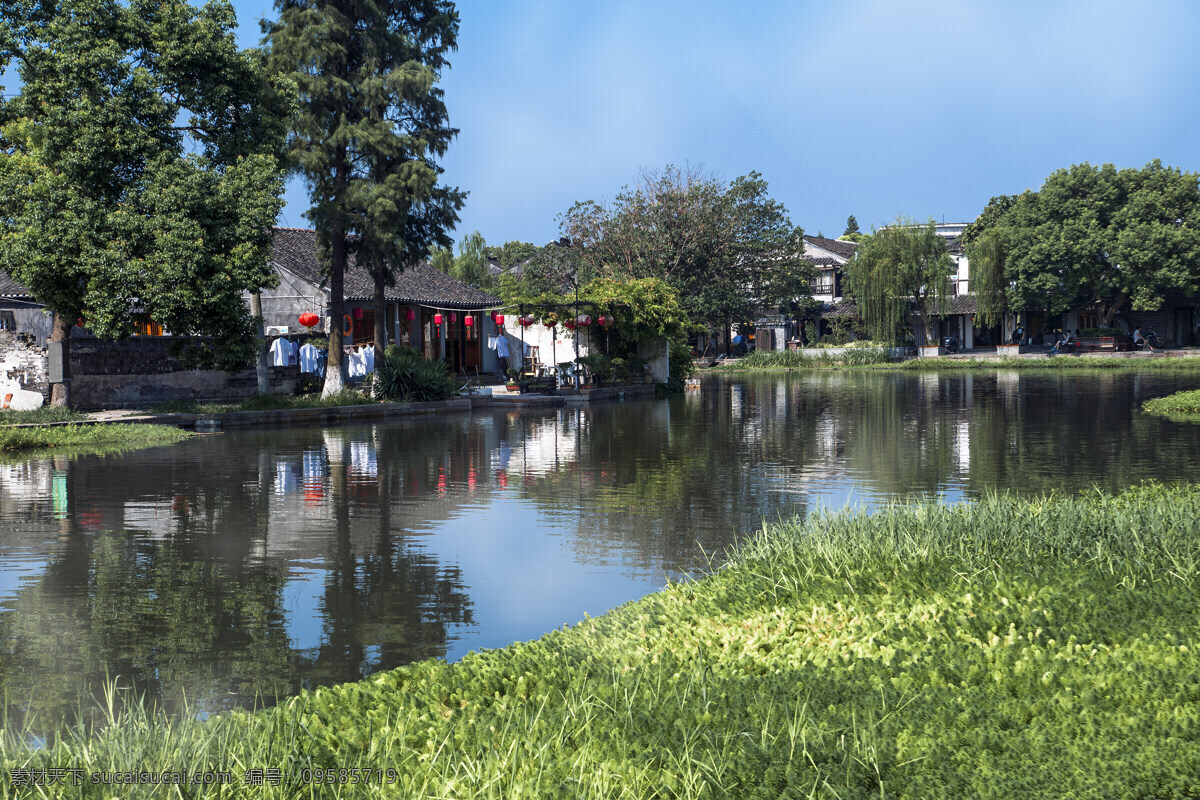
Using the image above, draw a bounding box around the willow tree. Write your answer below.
[843,219,954,345]
[0,0,288,406]
[267,0,463,397]
[967,229,1008,327]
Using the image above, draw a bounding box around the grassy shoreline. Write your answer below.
[0,422,191,456]
[3,484,1198,797]
[711,349,1200,373]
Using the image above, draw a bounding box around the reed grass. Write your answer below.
[3,483,1199,797]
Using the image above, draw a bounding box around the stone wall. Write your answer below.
[0,330,51,403]
[68,337,301,410]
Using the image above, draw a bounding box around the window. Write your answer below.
[132,316,164,336]
[0,311,15,331]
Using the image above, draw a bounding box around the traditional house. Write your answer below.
[0,270,52,345]
[259,228,507,375]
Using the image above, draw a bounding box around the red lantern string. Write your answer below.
[465,315,474,327]
[434,312,443,325]
[299,312,319,329]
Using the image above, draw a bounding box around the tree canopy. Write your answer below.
[843,219,954,344]
[0,0,290,404]
[267,0,464,396]
[558,166,812,332]
[964,161,1200,326]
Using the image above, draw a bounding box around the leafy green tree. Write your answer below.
[267,0,464,397]
[844,219,954,344]
[486,240,538,269]
[964,162,1200,326]
[0,0,289,406]
[450,230,490,288]
[559,166,811,338]
[844,215,860,236]
[429,245,455,274]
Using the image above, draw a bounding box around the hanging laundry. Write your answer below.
[269,337,290,367]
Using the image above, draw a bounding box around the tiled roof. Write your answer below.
[819,297,977,320]
[947,295,977,314]
[820,302,858,319]
[0,269,34,299]
[803,235,858,261]
[807,257,841,268]
[270,228,501,309]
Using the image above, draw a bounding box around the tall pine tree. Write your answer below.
[267,0,464,395]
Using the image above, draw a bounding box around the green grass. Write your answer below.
[713,347,894,371]
[0,406,88,425]
[716,351,1200,374]
[150,389,376,415]
[895,354,1200,371]
[4,483,1200,798]
[0,423,191,455]
[1143,388,1200,420]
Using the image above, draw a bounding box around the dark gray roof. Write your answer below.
[271,228,501,309]
[820,297,976,320]
[820,302,858,319]
[947,295,977,314]
[803,235,858,261]
[0,270,34,299]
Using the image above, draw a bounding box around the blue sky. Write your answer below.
[231,0,1200,247]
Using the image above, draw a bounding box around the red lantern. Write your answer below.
[577,314,591,326]
[450,312,458,324]
[564,320,578,330]
[298,312,320,329]
[598,314,614,327]
[406,308,415,321]
[352,307,364,320]
[434,312,443,325]
[518,315,534,328]
[495,313,505,325]
[544,318,557,328]
[465,314,474,327]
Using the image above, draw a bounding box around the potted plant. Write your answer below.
[505,367,519,392]
[610,357,628,384]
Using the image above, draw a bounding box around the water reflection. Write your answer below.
[2,369,1200,732]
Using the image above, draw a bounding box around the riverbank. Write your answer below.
[711,348,1200,373]
[3,483,1197,798]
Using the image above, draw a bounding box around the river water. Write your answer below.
[2,370,1199,729]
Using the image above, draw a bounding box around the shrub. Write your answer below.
[373,350,456,402]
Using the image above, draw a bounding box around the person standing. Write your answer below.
[496,328,511,375]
